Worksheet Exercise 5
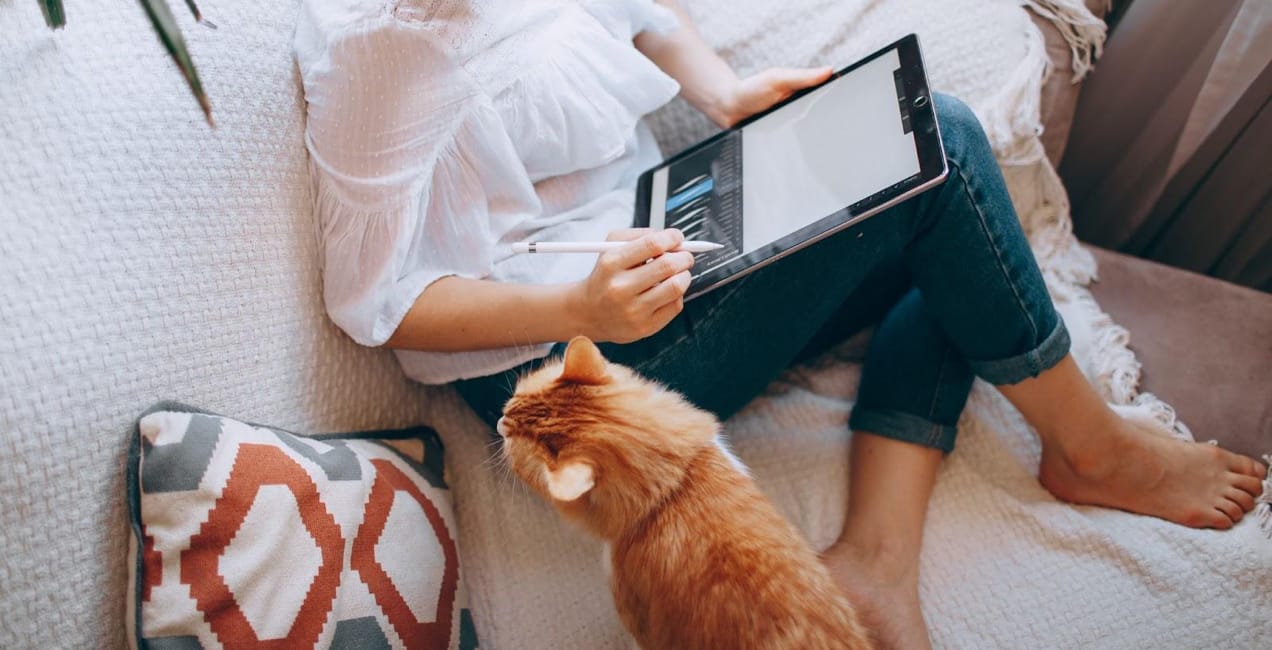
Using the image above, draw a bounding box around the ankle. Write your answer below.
[830,530,921,585]
[1040,410,1124,467]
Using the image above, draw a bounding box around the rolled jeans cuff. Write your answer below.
[848,407,959,453]
[968,319,1071,385]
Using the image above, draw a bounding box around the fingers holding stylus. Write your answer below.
[581,229,694,343]
[604,229,684,270]
[641,269,693,310]
[605,229,693,294]
[632,251,694,293]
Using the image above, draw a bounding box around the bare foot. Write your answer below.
[1039,412,1267,529]
[821,540,931,650]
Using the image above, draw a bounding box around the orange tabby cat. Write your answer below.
[499,336,874,649]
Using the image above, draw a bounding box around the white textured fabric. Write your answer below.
[3,1,1270,649]
[439,1,1272,648]
[0,3,434,647]
[297,0,680,383]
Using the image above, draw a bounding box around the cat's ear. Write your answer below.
[560,336,609,385]
[544,461,595,502]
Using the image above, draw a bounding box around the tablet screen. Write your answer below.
[637,34,945,299]
[741,49,920,254]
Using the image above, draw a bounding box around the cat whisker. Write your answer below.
[486,448,524,494]
[481,438,504,466]
[481,438,519,484]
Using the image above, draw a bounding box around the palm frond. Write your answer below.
[137,0,212,125]
[38,0,66,29]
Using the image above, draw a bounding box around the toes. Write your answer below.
[1182,507,1230,529]
[1196,509,1236,529]
[1195,508,1236,529]
[1230,472,1266,498]
[1214,499,1243,526]
[1225,487,1256,513]
[1225,452,1266,478]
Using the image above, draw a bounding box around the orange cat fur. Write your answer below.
[499,336,874,649]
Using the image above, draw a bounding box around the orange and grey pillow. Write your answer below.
[126,403,477,649]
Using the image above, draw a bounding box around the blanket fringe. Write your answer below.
[1259,454,1272,538]
[982,0,1109,166]
[1023,0,1109,82]
[1014,2,1272,540]
[978,16,1049,166]
[980,4,1195,444]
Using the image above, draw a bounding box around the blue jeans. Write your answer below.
[457,94,1069,453]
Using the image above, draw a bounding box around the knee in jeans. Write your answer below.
[932,93,992,168]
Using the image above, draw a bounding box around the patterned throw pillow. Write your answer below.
[125,403,477,649]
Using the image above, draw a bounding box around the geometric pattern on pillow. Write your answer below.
[125,403,478,649]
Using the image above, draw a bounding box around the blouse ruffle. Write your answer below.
[296,0,680,377]
[494,16,680,182]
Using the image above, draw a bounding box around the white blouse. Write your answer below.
[294,0,681,384]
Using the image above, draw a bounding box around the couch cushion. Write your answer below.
[1087,247,1272,458]
[127,404,477,648]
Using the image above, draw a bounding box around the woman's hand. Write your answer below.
[635,1,834,129]
[389,230,691,352]
[714,66,834,128]
[570,229,694,344]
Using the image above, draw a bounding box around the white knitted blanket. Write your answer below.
[436,1,1272,647]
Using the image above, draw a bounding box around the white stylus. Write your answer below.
[511,241,724,254]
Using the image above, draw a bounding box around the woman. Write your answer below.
[295,1,1266,647]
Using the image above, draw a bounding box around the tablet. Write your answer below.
[633,33,947,300]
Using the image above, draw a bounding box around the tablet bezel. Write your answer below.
[633,33,947,301]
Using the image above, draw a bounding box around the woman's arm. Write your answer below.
[386,229,694,351]
[633,0,739,127]
[635,0,832,127]
[385,277,579,351]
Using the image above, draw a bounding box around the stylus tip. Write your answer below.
[681,241,725,253]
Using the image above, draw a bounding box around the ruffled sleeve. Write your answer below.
[583,0,679,38]
[296,13,539,347]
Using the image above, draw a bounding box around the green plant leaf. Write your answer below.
[182,0,202,22]
[38,0,66,29]
[183,0,217,30]
[137,0,212,126]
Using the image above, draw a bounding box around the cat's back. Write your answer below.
[611,450,873,649]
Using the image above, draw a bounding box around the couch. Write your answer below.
[1,1,1267,648]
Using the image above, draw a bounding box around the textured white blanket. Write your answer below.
[437,0,1272,647]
